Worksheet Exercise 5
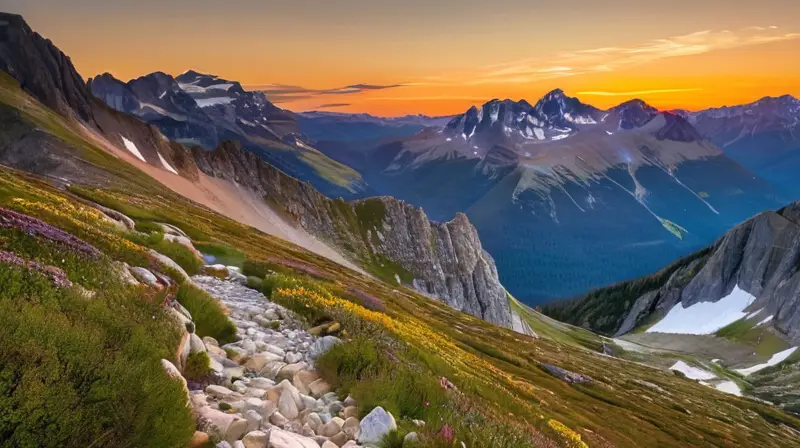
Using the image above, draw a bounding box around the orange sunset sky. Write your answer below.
[6,0,800,116]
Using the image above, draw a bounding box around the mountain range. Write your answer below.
[89,64,800,304]
[4,12,800,445]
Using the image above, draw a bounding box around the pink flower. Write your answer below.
[439,424,454,443]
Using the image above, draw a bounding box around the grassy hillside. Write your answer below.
[2,70,800,447]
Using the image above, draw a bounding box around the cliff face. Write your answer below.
[615,202,800,343]
[192,141,517,329]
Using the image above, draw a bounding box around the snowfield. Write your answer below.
[121,136,146,162]
[736,347,798,376]
[670,360,716,380]
[157,151,179,175]
[715,381,742,396]
[646,285,756,335]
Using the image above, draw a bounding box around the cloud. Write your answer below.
[248,82,405,102]
[465,26,800,85]
[317,103,351,108]
[577,88,704,96]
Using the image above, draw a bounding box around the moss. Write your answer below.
[184,351,211,381]
[354,198,387,231]
[176,284,237,345]
[194,241,245,267]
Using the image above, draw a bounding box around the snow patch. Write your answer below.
[646,285,756,335]
[157,151,179,175]
[756,315,774,327]
[445,137,452,142]
[736,347,798,376]
[534,127,545,140]
[196,97,235,107]
[121,136,146,162]
[551,134,569,141]
[670,361,716,380]
[715,381,742,396]
[606,130,614,135]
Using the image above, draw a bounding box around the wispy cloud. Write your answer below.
[317,103,351,108]
[578,88,704,96]
[248,83,405,103]
[465,26,800,85]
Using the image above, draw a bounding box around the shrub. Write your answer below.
[247,276,263,290]
[379,430,407,448]
[134,220,165,234]
[176,284,237,345]
[184,351,211,381]
[151,239,203,277]
[0,264,194,448]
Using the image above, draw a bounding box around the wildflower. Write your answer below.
[439,424,454,443]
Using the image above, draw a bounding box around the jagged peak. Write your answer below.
[611,98,657,111]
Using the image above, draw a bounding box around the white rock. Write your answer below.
[206,385,235,400]
[242,430,269,448]
[285,352,303,364]
[243,410,263,433]
[269,429,320,448]
[249,377,275,390]
[270,411,288,426]
[358,407,396,445]
[189,333,207,354]
[129,267,159,287]
[196,406,248,443]
[310,336,341,360]
[278,387,300,419]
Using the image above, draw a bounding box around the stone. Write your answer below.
[261,361,287,379]
[232,380,248,394]
[160,359,188,402]
[216,442,232,448]
[342,417,360,440]
[307,379,331,398]
[243,409,263,433]
[242,430,270,448]
[343,396,356,407]
[196,406,248,443]
[203,336,220,347]
[277,362,308,381]
[206,385,236,400]
[329,431,348,447]
[300,394,318,412]
[269,429,319,448]
[149,248,190,282]
[342,442,359,448]
[301,423,315,438]
[129,267,159,287]
[246,388,267,399]
[328,401,344,417]
[321,442,339,448]
[233,443,246,448]
[310,336,342,360]
[285,352,303,364]
[278,387,300,419]
[223,345,249,363]
[412,419,425,428]
[224,366,245,380]
[249,377,275,389]
[305,412,323,432]
[270,411,288,426]
[318,420,341,437]
[245,352,283,372]
[188,431,210,448]
[358,407,396,445]
[342,406,358,419]
[404,432,420,444]
[190,333,207,354]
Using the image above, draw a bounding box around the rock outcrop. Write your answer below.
[615,201,800,343]
[193,141,519,331]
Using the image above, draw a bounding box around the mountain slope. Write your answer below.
[676,95,800,196]
[0,14,521,332]
[362,94,785,302]
[89,70,365,197]
[3,13,800,447]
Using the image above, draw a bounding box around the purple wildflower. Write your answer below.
[0,207,101,259]
[439,424,455,443]
[0,250,72,287]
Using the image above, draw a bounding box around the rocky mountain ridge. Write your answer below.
[0,12,523,333]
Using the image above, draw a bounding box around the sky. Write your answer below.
[6,0,800,116]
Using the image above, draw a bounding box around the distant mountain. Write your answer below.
[360,92,786,303]
[675,95,800,196]
[90,71,365,197]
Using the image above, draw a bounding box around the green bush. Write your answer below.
[0,265,194,448]
[176,284,237,345]
[151,239,203,277]
[379,430,407,448]
[184,351,211,381]
[134,220,166,234]
[316,338,446,421]
[246,276,263,290]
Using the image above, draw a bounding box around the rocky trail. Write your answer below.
[175,274,407,448]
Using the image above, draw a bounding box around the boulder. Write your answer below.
[243,409,263,433]
[329,432,348,446]
[196,406,248,442]
[277,362,308,381]
[404,432,420,444]
[261,361,287,379]
[278,387,300,419]
[270,411,288,427]
[242,430,270,448]
[310,336,341,360]
[189,333,207,354]
[149,249,190,282]
[160,359,188,403]
[269,429,320,448]
[321,442,339,448]
[319,420,341,437]
[206,385,236,400]
[307,379,331,398]
[245,352,283,372]
[358,407,396,445]
[342,417,360,439]
[129,267,159,287]
[188,431,210,448]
